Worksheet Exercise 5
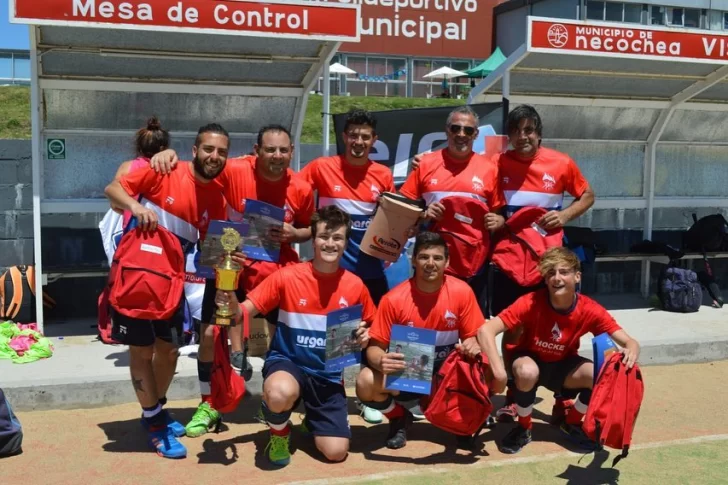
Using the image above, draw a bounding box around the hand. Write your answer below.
[538,210,568,229]
[455,337,481,360]
[355,321,370,349]
[491,369,508,394]
[405,224,419,239]
[131,204,158,231]
[380,352,406,375]
[424,202,446,222]
[268,223,297,244]
[215,290,240,312]
[230,250,246,267]
[149,149,179,174]
[485,213,505,231]
[412,153,424,170]
[621,341,640,369]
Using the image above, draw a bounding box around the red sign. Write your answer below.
[530,18,728,63]
[10,0,359,41]
[340,0,502,59]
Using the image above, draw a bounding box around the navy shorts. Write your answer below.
[262,357,351,439]
[511,351,591,394]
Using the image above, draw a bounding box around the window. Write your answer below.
[586,1,604,20]
[605,2,622,22]
[623,4,642,23]
[667,7,701,28]
[651,6,665,25]
[685,8,701,28]
[14,57,30,79]
[586,2,641,24]
[707,10,725,31]
[0,55,12,80]
[725,12,728,30]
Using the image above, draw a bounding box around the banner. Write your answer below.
[333,102,504,184]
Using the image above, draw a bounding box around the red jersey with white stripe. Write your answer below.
[399,149,505,210]
[499,289,621,363]
[497,147,589,218]
[247,262,377,382]
[299,155,397,280]
[370,276,485,368]
[219,156,314,291]
[119,163,226,245]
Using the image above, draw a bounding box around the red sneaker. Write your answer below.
[496,402,518,423]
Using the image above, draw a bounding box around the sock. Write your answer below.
[198,360,212,403]
[158,397,168,407]
[514,387,536,431]
[506,386,514,405]
[262,401,291,436]
[269,421,291,436]
[566,391,591,425]
[142,403,165,430]
[381,398,405,421]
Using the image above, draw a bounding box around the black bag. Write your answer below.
[0,388,23,458]
[658,266,702,313]
[684,214,728,252]
[563,227,598,263]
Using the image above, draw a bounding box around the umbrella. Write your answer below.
[329,62,357,75]
[465,47,507,78]
[423,66,468,80]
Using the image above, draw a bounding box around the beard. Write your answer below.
[193,155,224,180]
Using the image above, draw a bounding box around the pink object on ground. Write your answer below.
[9,334,38,355]
[16,323,38,332]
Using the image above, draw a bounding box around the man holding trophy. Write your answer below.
[214,206,376,467]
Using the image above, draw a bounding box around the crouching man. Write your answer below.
[356,232,484,449]
[478,247,640,454]
[215,206,376,466]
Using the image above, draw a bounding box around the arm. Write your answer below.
[561,185,595,223]
[476,317,510,393]
[366,339,406,375]
[149,149,179,174]
[113,160,133,182]
[609,328,640,369]
[104,180,158,231]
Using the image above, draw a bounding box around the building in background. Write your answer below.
[0,49,30,85]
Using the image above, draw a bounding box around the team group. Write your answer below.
[102,105,641,462]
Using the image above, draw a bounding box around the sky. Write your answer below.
[0,2,30,50]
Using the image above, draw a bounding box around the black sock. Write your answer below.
[158,397,168,406]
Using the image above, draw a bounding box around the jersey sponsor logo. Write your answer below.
[444,309,457,328]
[551,323,562,342]
[436,344,455,361]
[352,219,372,229]
[535,337,566,352]
[472,175,484,192]
[296,335,326,349]
[372,234,401,252]
[542,173,556,190]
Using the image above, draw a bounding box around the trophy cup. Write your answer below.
[213,227,243,327]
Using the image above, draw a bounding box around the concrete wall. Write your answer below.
[0,140,33,267]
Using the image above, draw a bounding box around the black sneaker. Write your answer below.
[498,425,532,454]
[385,412,413,449]
[231,350,253,381]
[559,422,598,451]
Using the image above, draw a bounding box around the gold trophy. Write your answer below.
[213,227,243,327]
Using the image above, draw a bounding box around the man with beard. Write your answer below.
[103,123,229,459]
[214,206,377,467]
[400,106,505,314]
[299,109,410,425]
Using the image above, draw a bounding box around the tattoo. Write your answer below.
[132,377,145,393]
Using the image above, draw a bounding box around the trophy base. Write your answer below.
[213,314,236,327]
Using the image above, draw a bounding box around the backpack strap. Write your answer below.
[6,267,24,320]
[17,266,56,310]
[0,269,7,319]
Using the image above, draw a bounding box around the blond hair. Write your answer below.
[538,247,581,277]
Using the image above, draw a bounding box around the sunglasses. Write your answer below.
[448,124,476,136]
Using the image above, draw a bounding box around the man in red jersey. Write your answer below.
[478,247,640,455]
[215,206,376,467]
[399,106,505,315]
[152,125,315,438]
[104,123,229,459]
[356,231,484,450]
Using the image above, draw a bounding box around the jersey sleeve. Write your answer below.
[119,164,161,197]
[383,170,396,193]
[398,165,421,200]
[565,157,590,198]
[246,269,284,315]
[297,159,318,188]
[458,288,486,339]
[368,293,398,346]
[294,184,315,228]
[497,293,533,330]
[588,302,622,336]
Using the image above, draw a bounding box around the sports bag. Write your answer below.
[108,226,185,320]
[431,197,491,279]
[0,266,55,323]
[0,387,23,457]
[684,214,728,253]
[210,308,248,414]
[97,287,120,344]
[491,207,563,287]
[424,351,493,436]
[583,352,644,467]
[658,266,702,313]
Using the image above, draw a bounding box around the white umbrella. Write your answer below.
[329,62,357,75]
[423,66,467,80]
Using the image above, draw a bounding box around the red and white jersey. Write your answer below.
[497,147,589,218]
[499,289,621,362]
[247,262,377,382]
[218,156,314,290]
[399,149,505,210]
[119,163,226,244]
[370,276,485,367]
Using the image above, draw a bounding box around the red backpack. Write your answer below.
[491,207,563,287]
[583,352,645,467]
[432,197,491,279]
[210,309,248,414]
[109,227,185,320]
[423,351,493,436]
[97,287,120,344]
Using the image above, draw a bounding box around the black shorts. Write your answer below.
[262,357,351,439]
[200,278,278,326]
[511,351,591,394]
[490,265,543,318]
[465,268,489,316]
[111,302,184,347]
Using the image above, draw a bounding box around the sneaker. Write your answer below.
[359,403,383,424]
[266,433,292,467]
[498,425,532,454]
[185,402,222,438]
[298,417,312,437]
[409,403,425,421]
[254,404,267,425]
[496,402,518,423]
[550,399,574,426]
[385,412,413,450]
[559,422,597,451]
[148,427,187,459]
[141,410,186,438]
[231,350,254,381]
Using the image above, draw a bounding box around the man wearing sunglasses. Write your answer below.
[399,105,505,315]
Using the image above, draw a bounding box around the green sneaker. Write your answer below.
[298,417,312,436]
[185,402,221,438]
[254,404,266,425]
[266,433,291,467]
[360,404,383,424]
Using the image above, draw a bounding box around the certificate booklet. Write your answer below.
[325,305,363,373]
[242,199,285,263]
[593,333,619,384]
[385,325,437,395]
[197,220,248,279]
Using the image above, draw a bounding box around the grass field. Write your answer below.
[0,85,464,142]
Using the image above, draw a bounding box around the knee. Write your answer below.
[513,360,539,389]
[263,378,298,411]
[355,367,378,401]
[317,441,349,463]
